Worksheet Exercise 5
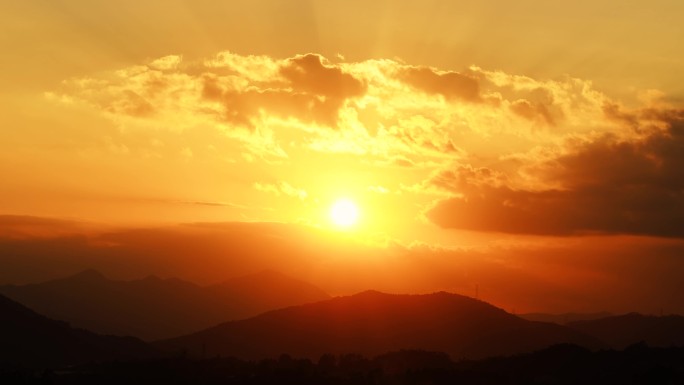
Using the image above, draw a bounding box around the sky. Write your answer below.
[1,0,684,314]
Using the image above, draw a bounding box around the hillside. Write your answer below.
[519,312,613,324]
[0,294,155,368]
[567,313,684,349]
[156,291,602,360]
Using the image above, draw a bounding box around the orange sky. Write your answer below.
[1,1,683,314]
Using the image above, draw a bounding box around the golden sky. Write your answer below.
[1,1,683,314]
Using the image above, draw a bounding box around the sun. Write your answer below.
[330,198,360,228]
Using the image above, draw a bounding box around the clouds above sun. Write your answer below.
[44,51,684,238]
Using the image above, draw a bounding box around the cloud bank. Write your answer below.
[52,51,684,237]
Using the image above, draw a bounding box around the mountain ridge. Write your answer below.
[0,269,331,340]
[155,290,603,360]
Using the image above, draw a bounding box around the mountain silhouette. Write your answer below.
[0,294,155,368]
[567,313,684,349]
[0,269,330,340]
[155,291,602,360]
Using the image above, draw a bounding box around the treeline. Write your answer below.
[3,343,683,385]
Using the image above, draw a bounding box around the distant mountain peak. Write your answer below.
[70,269,106,281]
[347,290,476,302]
[349,289,386,297]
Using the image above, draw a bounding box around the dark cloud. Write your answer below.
[510,99,555,125]
[280,54,365,99]
[400,67,481,102]
[0,215,100,239]
[431,165,508,191]
[202,54,366,128]
[393,126,463,156]
[0,222,316,285]
[427,108,684,237]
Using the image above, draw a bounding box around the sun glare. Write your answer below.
[330,199,360,228]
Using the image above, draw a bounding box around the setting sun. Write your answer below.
[330,199,360,228]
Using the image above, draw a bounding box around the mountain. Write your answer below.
[0,269,330,341]
[567,313,684,349]
[155,291,602,360]
[0,294,155,368]
[519,312,613,324]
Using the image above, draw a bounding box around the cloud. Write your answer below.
[368,185,390,194]
[0,215,100,239]
[47,51,684,236]
[430,165,509,192]
[510,99,555,125]
[149,55,183,71]
[201,54,367,129]
[109,90,155,117]
[58,51,606,164]
[180,200,247,208]
[280,54,366,100]
[254,181,308,200]
[399,66,481,102]
[55,52,619,166]
[427,107,684,237]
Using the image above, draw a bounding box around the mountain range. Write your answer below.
[567,313,684,349]
[3,280,684,371]
[0,269,330,340]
